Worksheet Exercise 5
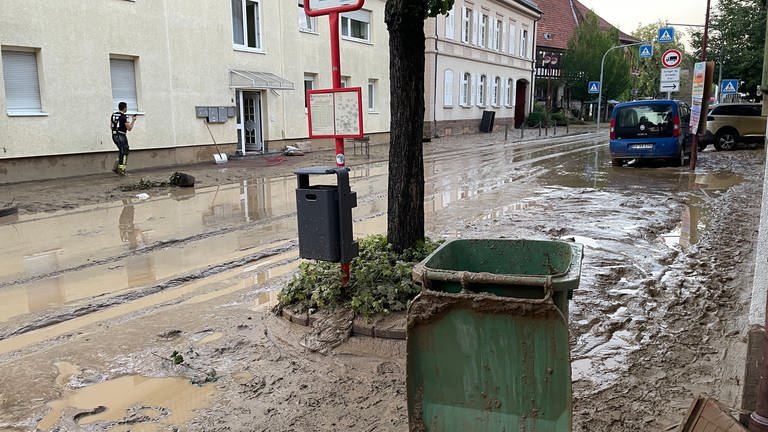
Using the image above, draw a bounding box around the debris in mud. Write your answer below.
[157,329,183,339]
[677,394,747,431]
[118,178,169,191]
[169,171,195,187]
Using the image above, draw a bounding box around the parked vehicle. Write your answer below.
[609,100,692,167]
[701,103,766,151]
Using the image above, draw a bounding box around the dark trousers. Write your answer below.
[112,133,129,167]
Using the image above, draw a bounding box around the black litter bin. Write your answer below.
[294,167,358,263]
[480,110,496,133]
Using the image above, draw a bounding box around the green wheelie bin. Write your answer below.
[407,239,583,432]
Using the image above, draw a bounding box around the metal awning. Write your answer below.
[229,70,295,90]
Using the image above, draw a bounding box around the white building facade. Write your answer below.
[0,0,390,183]
[424,0,541,137]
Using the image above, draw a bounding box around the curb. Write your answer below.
[280,308,406,340]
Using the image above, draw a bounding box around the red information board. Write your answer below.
[307,87,363,139]
[304,0,365,16]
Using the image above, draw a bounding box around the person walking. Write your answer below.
[110,102,137,176]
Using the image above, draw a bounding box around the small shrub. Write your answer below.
[278,234,441,318]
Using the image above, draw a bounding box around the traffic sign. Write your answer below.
[639,44,653,59]
[588,81,600,94]
[661,49,682,68]
[661,68,680,82]
[658,27,675,43]
[721,79,739,95]
[660,81,679,92]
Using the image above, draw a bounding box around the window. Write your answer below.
[232,0,261,49]
[110,58,138,112]
[461,7,471,43]
[341,76,350,88]
[508,22,516,55]
[298,3,316,32]
[479,14,488,47]
[2,49,43,114]
[493,18,501,50]
[341,9,371,42]
[445,7,455,39]
[461,72,471,106]
[303,74,315,108]
[492,77,500,106]
[477,75,487,106]
[520,29,528,58]
[367,79,377,112]
[506,78,514,107]
[443,70,454,106]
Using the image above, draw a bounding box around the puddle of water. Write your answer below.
[37,375,215,431]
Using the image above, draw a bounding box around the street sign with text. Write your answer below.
[661,68,680,82]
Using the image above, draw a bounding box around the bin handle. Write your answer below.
[420,269,554,302]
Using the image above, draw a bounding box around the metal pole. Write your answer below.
[329,12,345,168]
[690,0,711,172]
[597,41,648,130]
[749,1,768,428]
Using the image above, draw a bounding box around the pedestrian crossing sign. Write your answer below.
[721,79,739,95]
[639,44,653,59]
[588,81,600,94]
[658,27,674,43]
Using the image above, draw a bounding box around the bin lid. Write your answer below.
[294,166,349,175]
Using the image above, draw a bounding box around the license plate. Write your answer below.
[630,144,654,149]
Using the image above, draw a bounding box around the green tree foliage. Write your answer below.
[560,13,631,102]
[631,22,691,99]
[690,0,766,99]
[385,0,453,253]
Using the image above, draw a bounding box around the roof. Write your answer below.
[536,0,639,51]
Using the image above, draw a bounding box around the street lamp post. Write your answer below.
[597,41,648,130]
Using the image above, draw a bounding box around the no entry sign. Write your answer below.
[662,49,682,68]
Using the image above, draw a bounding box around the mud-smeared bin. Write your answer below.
[407,238,583,432]
[411,238,583,317]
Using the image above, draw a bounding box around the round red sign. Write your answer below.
[662,49,682,68]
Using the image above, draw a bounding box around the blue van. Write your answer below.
[609,99,692,167]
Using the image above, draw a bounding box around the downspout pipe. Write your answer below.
[530,13,542,119]
[433,17,439,138]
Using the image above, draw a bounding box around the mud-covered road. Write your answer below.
[0,129,764,431]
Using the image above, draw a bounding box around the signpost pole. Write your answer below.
[329,12,345,168]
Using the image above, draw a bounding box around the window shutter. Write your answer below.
[110,58,138,111]
[2,50,42,113]
[444,70,453,106]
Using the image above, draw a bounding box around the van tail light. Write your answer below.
[610,118,615,140]
[673,115,680,137]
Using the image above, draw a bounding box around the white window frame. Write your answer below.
[232,0,262,52]
[520,28,528,58]
[367,79,377,112]
[506,78,514,107]
[493,18,502,51]
[479,14,488,48]
[461,7,471,44]
[298,3,317,33]
[443,69,454,106]
[492,76,500,106]
[303,73,316,110]
[341,9,371,43]
[341,76,351,88]
[461,72,471,106]
[445,6,455,39]
[110,57,139,113]
[477,74,487,107]
[2,49,44,116]
[509,22,516,55]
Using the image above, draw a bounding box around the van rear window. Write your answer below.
[614,104,675,139]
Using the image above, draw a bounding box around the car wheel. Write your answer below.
[611,158,623,167]
[698,143,707,151]
[714,130,738,151]
[676,146,687,167]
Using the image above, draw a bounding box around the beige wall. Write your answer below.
[424,0,539,135]
[0,0,390,180]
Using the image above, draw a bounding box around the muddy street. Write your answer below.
[0,130,764,431]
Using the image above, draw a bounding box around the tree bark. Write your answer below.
[385,0,427,253]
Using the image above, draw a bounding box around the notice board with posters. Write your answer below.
[307,87,363,139]
[690,61,715,135]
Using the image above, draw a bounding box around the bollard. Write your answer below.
[521,123,525,139]
[505,124,509,141]
[538,122,542,137]
[554,122,558,135]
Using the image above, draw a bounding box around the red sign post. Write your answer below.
[303,1,365,282]
[303,0,365,168]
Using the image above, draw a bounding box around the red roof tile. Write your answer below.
[536,0,638,51]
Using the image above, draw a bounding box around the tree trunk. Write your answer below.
[385,0,426,253]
